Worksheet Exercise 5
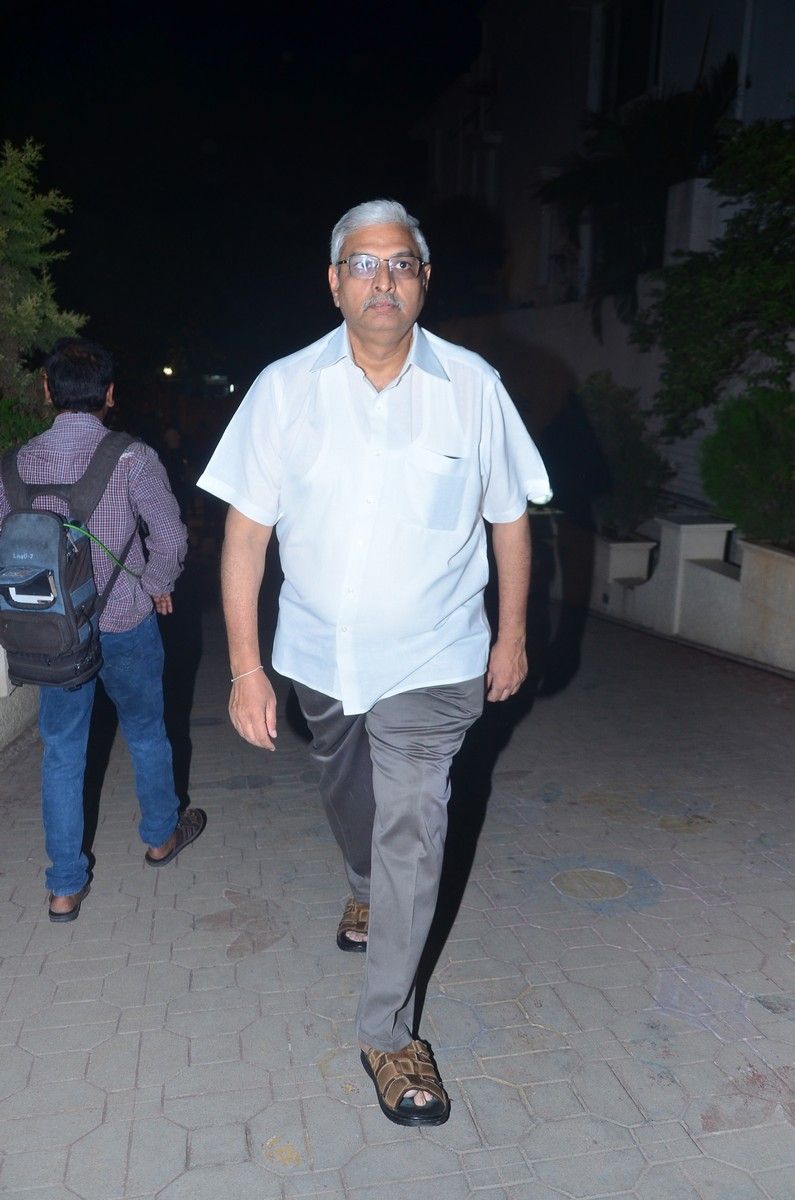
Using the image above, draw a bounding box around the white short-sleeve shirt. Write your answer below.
[197,324,552,713]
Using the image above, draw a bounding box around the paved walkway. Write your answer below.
[1,540,795,1199]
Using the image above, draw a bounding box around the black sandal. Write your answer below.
[145,808,207,866]
[48,883,90,923]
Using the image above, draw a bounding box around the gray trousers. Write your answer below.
[292,677,484,1052]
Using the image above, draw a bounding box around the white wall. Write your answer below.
[0,650,38,751]
[437,287,710,509]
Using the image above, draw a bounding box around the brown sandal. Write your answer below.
[360,1039,450,1126]
[336,896,369,952]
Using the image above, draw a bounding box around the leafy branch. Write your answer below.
[0,140,86,451]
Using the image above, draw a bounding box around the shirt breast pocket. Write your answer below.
[405,445,470,531]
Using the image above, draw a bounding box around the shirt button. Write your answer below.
[365,497,373,505]
[340,625,348,633]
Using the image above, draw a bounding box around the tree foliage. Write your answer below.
[633,120,795,435]
[578,371,673,538]
[699,387,795,548]
[0,140,85,450]
[633,118,795,546]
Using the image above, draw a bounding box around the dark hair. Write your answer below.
[44,337,114,411]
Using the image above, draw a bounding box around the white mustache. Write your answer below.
[363,294,402,311]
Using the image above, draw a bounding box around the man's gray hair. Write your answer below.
[330,199,430,265]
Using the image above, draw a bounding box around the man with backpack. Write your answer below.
[0,338,205,922]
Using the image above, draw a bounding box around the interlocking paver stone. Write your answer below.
[1,975,56,1019]
[0,1045,31,1100]
[572,1060,644,1123]
[755,1165,795,1200]
[0,1187,79,1200]
[65,1117,187,1198]
[681,1155,773,1197]
[509,1185,573,1200]
[85,1030,139,1091]
[533,1145,646,1196]
[696,1122,795,1172]
[343,1138,460,1188]
[0,1108,103,1154]
[164,1085,273,1129]
[189,1121,249,1167]
[1,585,794,1198]
[459,1075,534,1143]
[632,1161,702,1198]
[28,1049,88,1085]
[349,1181,472,1200]
[0,1146,68,1190]
[158,1162,282,1198]
[281,1167,346,1196]
[137,1027,190,1086]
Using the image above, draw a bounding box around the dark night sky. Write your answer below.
[1,0,484,394]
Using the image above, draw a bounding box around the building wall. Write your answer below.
[660,0,795,120]
[479,1,593,302]
[416,0,794,514]
[437,284,709,508]
[658,0,747,97]
[416,0,594,305]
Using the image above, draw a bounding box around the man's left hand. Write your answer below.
[152,593,173,615]
[486,635,528,702]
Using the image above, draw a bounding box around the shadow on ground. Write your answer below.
[414,525,594,1028]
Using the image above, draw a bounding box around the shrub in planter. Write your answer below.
[578,371,674,539]
[633,118,795,548]
[700,386,795,551]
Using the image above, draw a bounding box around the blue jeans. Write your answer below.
[38,612,179,896]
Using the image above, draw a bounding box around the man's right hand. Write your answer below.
[229,669,278,750]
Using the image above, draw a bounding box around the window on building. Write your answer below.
[598,0,663,111]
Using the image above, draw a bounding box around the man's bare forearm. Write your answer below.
[486,512,531,701]
[221,507,279,749]
[492,512,531,641]
[221,506,273,676]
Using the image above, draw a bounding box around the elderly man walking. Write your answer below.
[197,199,551,1126]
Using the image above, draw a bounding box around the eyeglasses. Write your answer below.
[336,253,426,280]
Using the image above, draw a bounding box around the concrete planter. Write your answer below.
[596,535,656,583]
[590,534,656,610]
[619,517,736,636]
[735,539,795,673]
[0,648,38,751]
[586,517,794,676]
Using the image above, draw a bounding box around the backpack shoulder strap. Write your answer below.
[68,432,138,525]
[1,432,140,520]
[83,433,145,617]
[0,447,64,509]
[94,520,142,618]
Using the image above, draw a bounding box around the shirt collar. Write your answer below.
[41,411,107,438]
[50,411,106,426]
[310,323,449,382]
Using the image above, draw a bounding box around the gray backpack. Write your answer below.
[0,432,140,689]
